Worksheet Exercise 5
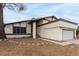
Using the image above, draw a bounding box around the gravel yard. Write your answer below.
[0,38,79,56]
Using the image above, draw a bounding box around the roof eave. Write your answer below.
[59,18,78,25]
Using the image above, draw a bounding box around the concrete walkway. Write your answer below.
[42,39,79,46]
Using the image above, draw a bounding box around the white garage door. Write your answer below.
[63,30,74,41]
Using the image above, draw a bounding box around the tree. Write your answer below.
[76,26,79,39]
[0,3,26,40]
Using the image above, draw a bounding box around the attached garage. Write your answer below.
[62,30,74,41]
[36,18,78,41]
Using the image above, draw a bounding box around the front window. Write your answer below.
[13,27,26,34]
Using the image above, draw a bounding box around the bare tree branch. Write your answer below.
[3,3,6,8]
[5,3,26,11]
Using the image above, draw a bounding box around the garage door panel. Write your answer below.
[63,30,73,40]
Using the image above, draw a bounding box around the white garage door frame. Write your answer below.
[62,29,74,41]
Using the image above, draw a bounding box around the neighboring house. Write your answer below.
[4,16,78,41]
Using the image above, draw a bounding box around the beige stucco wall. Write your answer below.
[37,17,56,26]
[37,27,62,41]
[21,22,27,27]
[58,21,78,29]
[5,24,13,34]
[13,22,27,27]
[46,17,56,21]
[37,19,48,25]
[37,21,78,29]
[37,21,59,28]
[6,35,31,38]
[27,24,31,34]
[13,23,21,27]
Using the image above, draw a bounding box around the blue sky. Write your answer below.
[3,3,79,24]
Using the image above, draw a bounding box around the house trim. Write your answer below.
[5,33,32,35]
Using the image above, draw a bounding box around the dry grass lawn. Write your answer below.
[0,38,79,56]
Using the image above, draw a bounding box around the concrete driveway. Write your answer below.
[42,38,79,46]
[63,39,79,45]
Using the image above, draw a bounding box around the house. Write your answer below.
[4,16,78,41]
